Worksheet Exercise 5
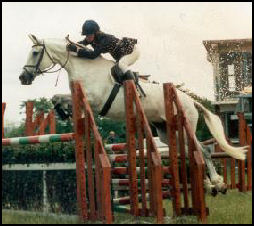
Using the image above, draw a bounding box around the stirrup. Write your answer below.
[124,70,146,98]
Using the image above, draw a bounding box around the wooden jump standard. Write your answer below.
[163,83,208,222]
[70,81,112,223]
[124,80,164,223]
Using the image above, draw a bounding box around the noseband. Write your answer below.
[23,41,70,77]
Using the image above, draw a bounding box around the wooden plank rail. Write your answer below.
[2,133,75,146]
[113,191,171,206]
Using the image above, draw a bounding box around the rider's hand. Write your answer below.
[66,43,77,52]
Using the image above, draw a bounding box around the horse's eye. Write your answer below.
[33,51,39,56]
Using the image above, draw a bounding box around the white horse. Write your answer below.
[19,34,248,194]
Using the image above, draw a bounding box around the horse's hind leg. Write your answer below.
[154,120,227,195]
[201,144,228,194]
[204,176,218,196]
[153,120,216,195]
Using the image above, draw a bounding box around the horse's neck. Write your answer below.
[46,40,114,102]
[67,58,114,95]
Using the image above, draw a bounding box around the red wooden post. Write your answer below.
[246,126,252,191]
[99,153,113,223]
[136,111,147,216]
[25,102,56,136]
[70,81,88,221]
[124,80,163,223]
[223,158,227,184]
[94,139,102,219]
[124,81,139,216]
[176,104,189,211]
[193,151,207,223]
[30,110,44,135]
[2,103,6,138]
[151,151,164,223]
[49,110,56,134]
[146,135,154,214]
[38,112,45,135]
[184,109,207,222]
[230,158,236,189]
[163,83,181,216]
[237,112,246,192]
[163,83,207,223]
[228,139,236,189]
[77,82,112,223]
[25,101,34,136]
[85,113,96,220]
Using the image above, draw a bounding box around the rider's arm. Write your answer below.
[77,47,102,59]
[77,39,89,46]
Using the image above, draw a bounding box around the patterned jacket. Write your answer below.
[77,32,137,61]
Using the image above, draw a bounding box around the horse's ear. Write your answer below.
[28,34,41,44]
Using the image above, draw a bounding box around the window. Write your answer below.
[228,75,236,91]
[228,64,234,75]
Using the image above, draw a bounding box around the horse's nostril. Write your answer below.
[19,72,26,79]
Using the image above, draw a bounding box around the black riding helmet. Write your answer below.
[82,20,100,35]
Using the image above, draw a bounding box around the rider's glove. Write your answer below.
[66,43,77,52]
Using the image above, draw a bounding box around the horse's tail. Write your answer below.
[193,101,248,160]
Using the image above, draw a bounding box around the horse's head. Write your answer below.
[19,34,56,85]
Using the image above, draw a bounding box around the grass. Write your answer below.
[205,190,252,224]
[2,190,252,224]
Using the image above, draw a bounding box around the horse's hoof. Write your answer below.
[220,186,228,195]
[211,187,218,197]
[215,183,228,195]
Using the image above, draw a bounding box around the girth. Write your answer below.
[99,67,146,117]
[99,83,122,117]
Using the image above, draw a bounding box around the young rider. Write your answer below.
[66,19,140,82]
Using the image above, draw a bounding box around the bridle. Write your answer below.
[23,40,70,77]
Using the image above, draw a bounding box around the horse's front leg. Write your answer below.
[202,144,227,194]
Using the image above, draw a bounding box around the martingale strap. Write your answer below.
[99,83,122,117]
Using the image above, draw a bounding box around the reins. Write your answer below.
[23,39,70,77]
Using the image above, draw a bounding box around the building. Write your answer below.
[203,39,252,139]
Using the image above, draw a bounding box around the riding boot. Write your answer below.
[124,70,146,97]
[124,70,136,81]
[111,63,124,84]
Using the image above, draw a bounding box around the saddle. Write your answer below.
[111,65,147,97]
[99,65,147,117]
[111,65,150,85]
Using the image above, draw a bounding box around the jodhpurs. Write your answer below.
[118,45,140,74]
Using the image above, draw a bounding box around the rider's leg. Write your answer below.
[111,45,140,83]
[118,45,140,74]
